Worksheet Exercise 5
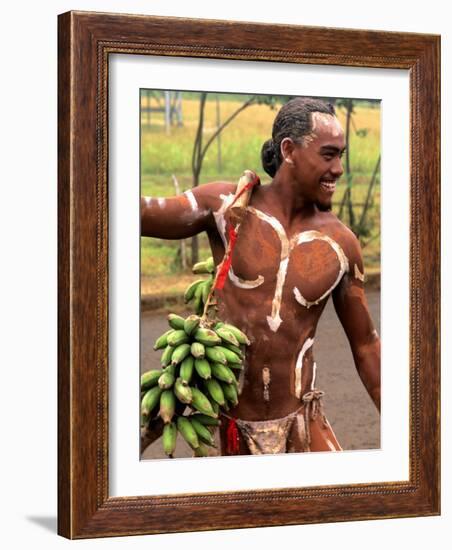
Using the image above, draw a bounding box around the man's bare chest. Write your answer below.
[213,196,349,331]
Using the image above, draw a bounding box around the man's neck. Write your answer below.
[265,172,317,225]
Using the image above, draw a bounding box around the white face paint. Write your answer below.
[295,338,314,399]
[311,112,343,138]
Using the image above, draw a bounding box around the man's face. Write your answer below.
[287,113,346,211]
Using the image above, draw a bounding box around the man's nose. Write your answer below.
[331,156,344,178]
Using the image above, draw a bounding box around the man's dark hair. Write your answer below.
[261,97,336,178]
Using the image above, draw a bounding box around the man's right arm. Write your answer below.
[141,181,235,239]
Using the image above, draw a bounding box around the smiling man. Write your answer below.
[141,97,380,455]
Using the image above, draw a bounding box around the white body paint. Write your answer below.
[213,194,264,289]
[213,193,235,249]
[144,196,152,207]
[295,338,314,399]
[245,209,348,330]
[354,263,365,282]
[292,230,349,309]
[311,362,317,391]
[184,190,198,212]
[228,270,264,289]
[157,197,166,208]
[213,199,349,332]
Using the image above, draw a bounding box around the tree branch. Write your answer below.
[198,96,257,165]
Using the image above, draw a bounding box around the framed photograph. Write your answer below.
[58,11,440,538]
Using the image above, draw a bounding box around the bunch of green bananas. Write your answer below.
[141,312,250,457]
[183,257,216,315]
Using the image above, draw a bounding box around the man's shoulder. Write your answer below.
[318,212,361,256]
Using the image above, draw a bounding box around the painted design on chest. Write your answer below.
[214,194,349,332]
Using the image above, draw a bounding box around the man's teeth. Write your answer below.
[320,180,336,190]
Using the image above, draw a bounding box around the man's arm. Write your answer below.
[141,181,235,239]
[332,232,381,412]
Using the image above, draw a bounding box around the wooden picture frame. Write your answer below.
[58,10,440,539]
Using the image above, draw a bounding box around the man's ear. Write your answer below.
[280,137,295,165]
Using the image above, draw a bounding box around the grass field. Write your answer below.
[140,94,380,294]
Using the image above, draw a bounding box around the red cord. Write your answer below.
[225,418,241,455]
[214,173,260,291]
[215,226,238,290]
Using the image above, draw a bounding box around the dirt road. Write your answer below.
[141,290,380,459]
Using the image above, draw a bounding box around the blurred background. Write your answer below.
[140,91,381,457]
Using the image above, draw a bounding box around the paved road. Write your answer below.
[141,290,380,459]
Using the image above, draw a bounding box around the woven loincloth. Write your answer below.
[221,389,342,455]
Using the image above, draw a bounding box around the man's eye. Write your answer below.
[322,154,333,160]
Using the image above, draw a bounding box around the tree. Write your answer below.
[189,94,280,264]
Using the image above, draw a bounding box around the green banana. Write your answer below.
[177,416,199,449]
[179,356,194,384]
[194,358,212,380]
[221,324,251,345]
[201,279,211,303]
[167,313,186,330]
[214,322,225,330]
[214,327,240,347]
[205,346,227,365]
[210,362,235,384]
[160,345,174,367]
[184,279,204,303]
[194,327,222,347]
[203,378,226,406]
[174,377,193,404]
[193,441,210,457]
[190,341,205,359]
[140,369,163,390]
[222,342,244,358]
[190,386,217,417]
[159,389,176,423]
[183,314,201,336]
[215,345,242,364]
[164,364,177,376]
[227,360,244,370]
[192,260,210,274]
[171,343,191,365]
[193,281,204,315]
[167,329,189,347]
[158,370,175,389]
[192,413,220,427]
[141,386,163,417]
[162,422,177,456]
[205,256,215,273]
[222,382,239,406]
[190,416,216,446]
[210,399,220,415]
[153,329,175,350]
